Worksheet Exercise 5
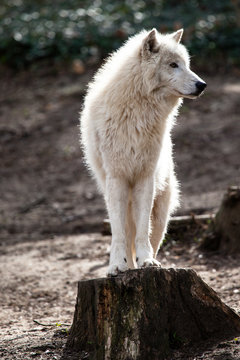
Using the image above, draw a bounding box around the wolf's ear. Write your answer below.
[171,29,184,43]
[142,29,159,57]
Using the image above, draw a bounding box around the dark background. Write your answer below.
[1,0,240,70]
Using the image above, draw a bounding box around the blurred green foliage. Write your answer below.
[0,0,239,69]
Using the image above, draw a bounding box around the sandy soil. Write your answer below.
[1,232,240,359]
[0,65,239,359]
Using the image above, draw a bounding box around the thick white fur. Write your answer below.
[80,28,205,276]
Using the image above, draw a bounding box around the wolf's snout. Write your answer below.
[195,81,207,94]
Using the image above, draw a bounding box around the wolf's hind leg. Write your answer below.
[150,178,179,258]
[125,201,137,269]
[132,176,160,268]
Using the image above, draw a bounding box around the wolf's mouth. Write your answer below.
[184,93,199,99]
[178,90,205,99]
[189,91,206,98]
[175,91,198,99]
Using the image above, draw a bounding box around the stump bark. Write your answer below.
[67,267,240,360]
[201,186,240,252]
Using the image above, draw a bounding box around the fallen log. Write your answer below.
[102,214,214,236]
[67,267,240,360]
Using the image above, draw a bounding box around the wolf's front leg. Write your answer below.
[132,176,161,268]
[105,176,129,276]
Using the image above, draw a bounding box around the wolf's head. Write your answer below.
[140,28,206,99]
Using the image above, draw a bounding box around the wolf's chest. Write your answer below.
[104,116,163,148]
[101,121,164,177]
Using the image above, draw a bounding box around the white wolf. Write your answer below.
[80,28,206,276]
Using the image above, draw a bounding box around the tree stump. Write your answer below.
[201,186,240,252]
[67,267,240,360]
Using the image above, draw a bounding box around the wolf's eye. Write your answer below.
[170,62,178,68]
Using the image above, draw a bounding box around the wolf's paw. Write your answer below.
[137,256,161,269]
[107,261,129,277]
[136,245,160,268]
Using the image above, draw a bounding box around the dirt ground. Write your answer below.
[0,64,240,359]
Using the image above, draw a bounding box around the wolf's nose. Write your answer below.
[195,81,207,92]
